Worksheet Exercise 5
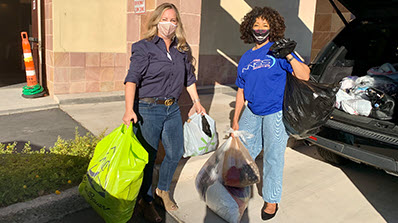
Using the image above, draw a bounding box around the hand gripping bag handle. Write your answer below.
[121,122,134,135]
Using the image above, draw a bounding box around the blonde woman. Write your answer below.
[123,3,205,222]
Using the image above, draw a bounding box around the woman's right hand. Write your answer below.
[123,110,138,126]
[231,121,239,137]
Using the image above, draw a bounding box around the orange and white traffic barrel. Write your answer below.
[21,32,38,86]
[20,32,44,98]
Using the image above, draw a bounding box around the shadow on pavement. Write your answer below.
[54,172,177,223]
[292,142,398,222]
[54,201,173,223]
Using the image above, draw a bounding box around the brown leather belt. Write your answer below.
[139,97,176,106]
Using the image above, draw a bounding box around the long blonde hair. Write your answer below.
[143,3,189,53]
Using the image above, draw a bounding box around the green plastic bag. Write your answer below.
[79,123,148,223]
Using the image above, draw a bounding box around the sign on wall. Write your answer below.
[134,0,145,14]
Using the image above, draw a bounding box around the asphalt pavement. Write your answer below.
[0,108,90,151]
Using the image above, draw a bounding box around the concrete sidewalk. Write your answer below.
[0,83,58,116]
[58,90,398,223]
[1,83,398,222]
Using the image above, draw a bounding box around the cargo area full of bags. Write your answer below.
[334,63,398,121]
[309,20,398,125]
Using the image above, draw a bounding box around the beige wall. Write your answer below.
[53,0,127,53]
[198,0,317,85]
[44,0,349,95]
[45,0,130,96]
[45,0,203,96]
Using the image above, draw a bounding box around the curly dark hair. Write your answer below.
[240,6,286,43]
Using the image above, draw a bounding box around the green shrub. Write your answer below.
[0,128,104,207]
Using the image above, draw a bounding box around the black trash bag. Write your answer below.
[283,72,339,139]
[201,115,212,138]
[366,88,395,120]
[370,75,398,98]
[269,38,297,58]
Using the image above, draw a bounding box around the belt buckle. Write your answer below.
[164,98,174,106]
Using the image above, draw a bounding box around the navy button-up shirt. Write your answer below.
[124,36,196,100]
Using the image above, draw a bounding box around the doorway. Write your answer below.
[0,0,31,87]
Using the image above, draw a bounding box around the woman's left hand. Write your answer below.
[193,101,206,114]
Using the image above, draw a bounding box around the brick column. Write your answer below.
[311,0,351,61]
[44,0,54,95]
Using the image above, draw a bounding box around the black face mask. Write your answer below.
[252,29,270,44]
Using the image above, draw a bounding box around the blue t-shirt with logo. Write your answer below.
[235,41,302,116]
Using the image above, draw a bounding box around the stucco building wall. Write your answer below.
[43,0,351,96]
[45,0,202,96]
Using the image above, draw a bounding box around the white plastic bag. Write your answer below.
[183,113,218,158]
[340,76,357,91]
[341,98,372,116]
[205,181,250,223]
[335,89,356,109]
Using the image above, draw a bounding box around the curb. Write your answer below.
[0,84,237,222]
[0,84,238,115]
[54,91,125,105]
[0,186,89,223]
[0,104,59,116]
[54,85,237,105]
[197,84,237,95]
[0,155,213,222]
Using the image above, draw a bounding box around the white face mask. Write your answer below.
[157,21,177,39]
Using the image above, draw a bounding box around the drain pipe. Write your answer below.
[37,0,43,86]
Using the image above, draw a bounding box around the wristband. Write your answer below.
[288,56,294,62]
[193,98,200,104]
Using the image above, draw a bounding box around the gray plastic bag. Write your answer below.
[183,113,218,158]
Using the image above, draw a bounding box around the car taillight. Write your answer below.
[309,136,317,141]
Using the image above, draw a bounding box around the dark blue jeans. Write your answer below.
[133,100,184,202]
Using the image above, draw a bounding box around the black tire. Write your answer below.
[317,146,348,165]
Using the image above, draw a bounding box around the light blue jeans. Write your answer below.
[238,107,289,203]
[133,100,184,202]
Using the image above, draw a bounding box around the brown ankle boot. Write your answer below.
[136,198,162,223]
[155,188,178,211]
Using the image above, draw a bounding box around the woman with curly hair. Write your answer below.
[123,2,205,222]
[232,6,310,220]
